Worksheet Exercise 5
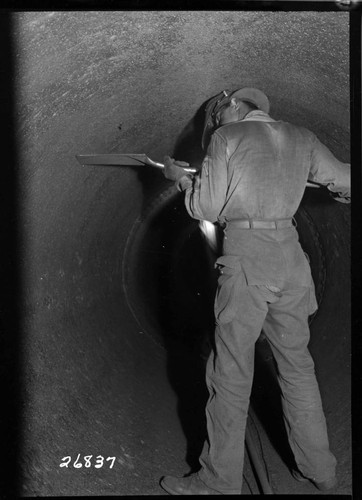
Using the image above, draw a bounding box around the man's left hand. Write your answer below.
[163,156,190,182]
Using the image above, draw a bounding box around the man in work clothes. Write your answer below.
[160,88,350,495]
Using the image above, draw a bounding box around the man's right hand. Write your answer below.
[163,156,190,182]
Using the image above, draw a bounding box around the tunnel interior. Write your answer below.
[0,10,352,496]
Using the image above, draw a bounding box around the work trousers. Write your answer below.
[197,227,337,494]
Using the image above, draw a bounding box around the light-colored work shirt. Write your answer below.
[178,111,350,224]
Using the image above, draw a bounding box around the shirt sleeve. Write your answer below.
[309,134,350,203]
[180,131,229,223]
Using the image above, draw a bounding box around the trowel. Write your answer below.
[75,153,197,173]
[75,153,319,187]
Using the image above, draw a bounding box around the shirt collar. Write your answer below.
[241,110,276,122]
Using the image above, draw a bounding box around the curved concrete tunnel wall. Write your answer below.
[8,11,350,496]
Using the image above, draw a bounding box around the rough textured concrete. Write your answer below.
[0,10,351,496]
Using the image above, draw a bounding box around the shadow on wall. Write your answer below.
[0,13,22,498]
[172,99,209,167]
[123,103,214,469]
[125,98,209,227]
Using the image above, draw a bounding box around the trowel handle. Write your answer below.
[306,181,320,188]
[155,161,197,174]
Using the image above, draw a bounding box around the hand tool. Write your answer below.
[75,154,197,173]
[75,153,320,187]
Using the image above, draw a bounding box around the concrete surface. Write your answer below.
[0,10,351,496]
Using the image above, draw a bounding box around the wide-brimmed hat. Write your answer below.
[230,87,270,114]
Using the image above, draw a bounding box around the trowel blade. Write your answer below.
[76,154,157,167]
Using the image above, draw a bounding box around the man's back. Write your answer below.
[217,120,317,221]
[182,110,349,225]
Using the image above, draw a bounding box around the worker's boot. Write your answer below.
[160,473,222,495]
[292,469,338,491]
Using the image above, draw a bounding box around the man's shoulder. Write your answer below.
[214,120,251,138]
[214,121,263,144]
[217,119,315,137]
[281,120,314,135]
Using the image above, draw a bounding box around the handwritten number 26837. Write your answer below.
[60,455,116,468]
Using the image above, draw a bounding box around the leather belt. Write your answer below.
[227,218,294,229]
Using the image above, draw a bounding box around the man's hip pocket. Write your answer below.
[214,256,246,324]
